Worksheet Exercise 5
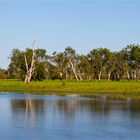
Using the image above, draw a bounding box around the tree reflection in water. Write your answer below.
[56,99,77,120]
[25,98,35,127]
[10,96,45,128]
[10,96,140,126]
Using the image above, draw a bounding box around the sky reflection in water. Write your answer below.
[0,94,140,140]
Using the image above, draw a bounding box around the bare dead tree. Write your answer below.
[25,98,35,127]
[24,41,36,83]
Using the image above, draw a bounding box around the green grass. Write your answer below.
[1,79,140,100]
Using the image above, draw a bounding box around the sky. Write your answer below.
[0,0,140,69]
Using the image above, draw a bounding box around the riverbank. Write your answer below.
[1,79,140,100]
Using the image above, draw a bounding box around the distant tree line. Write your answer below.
[4,44,140,81]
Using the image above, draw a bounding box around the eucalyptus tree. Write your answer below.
[112,45,140,80]
[127,44,140,80]
[7,43,140,81]
[103,49,116,80]
[64,47,81,81]
[78,55,92,80]
[24,47,48,82]
[88,48,107,80]
[24,41,36,83]
[33,48,47,81]
[51,51,68,80]
[43,55,57,80]
[112,50,129,80]
[8,46,47,81]
[8,49,25,80]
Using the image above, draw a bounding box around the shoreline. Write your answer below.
[1,89,140,100]
[1,79,140,100]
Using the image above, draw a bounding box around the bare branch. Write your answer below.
[24,54,28,72]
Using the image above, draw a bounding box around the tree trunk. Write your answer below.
[107,72,111,81]
[45,67,50,79]
[69,59,79,81]
[59,72,63,81]
[65,70,68,79]
[133,70,137,80]
[98,71,101,80]
[127,71,130,80]
[24,41,36,84]
[78,72,83,81]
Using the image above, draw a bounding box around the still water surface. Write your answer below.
[0,93,140,140]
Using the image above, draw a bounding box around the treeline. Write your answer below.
[4,44,140,81]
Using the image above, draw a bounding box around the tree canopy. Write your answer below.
[6,44,140,81]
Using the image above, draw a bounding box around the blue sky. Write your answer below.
[0,0,140,69]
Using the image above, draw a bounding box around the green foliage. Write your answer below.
[8,49,25,79]
[32,62,47,81]
[7,43,140,81]
[8,48,47,81]
[78,55,92,79]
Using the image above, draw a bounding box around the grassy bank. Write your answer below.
[1,79,140,99]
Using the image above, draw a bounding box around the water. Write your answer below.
[0,93,140,140]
